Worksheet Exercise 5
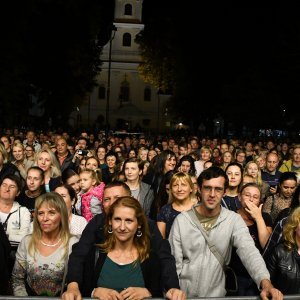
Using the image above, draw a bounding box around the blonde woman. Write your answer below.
[220,151,234,171]
[244,161,270,202]
[12,142,34,180]
[12,192,78,296]
[266,206,300,294]
[34,149,62,192]
[157,172,197,238]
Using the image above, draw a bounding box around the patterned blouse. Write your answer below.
[12,234,78,296]
[263,193,292,223]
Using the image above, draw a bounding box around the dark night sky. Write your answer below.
[142,4,300,131]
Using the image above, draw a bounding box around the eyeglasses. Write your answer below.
[202,186,224,194]
[242,193,260,201]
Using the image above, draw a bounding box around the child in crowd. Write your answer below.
[79,168,105,222]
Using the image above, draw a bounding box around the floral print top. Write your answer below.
[12,234,78,296]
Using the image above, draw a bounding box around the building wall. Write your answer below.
[71,0,171,132]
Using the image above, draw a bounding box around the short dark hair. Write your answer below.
[197,167,228,190]
[104,181,131,195]
[0,174,22,192]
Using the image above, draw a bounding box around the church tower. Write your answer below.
[76,0,170,132]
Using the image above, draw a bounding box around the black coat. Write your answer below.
[81,248,163,297]
[66,214,179,296]
[266,243,300,294]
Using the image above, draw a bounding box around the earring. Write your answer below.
[108,225,113,234]
[136,228,142,238]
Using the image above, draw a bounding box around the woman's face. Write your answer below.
[26,169,44,192]
[180,161,191,173]
[86,158,99,170]
[240,186,261,208]
[223,152,232,163]
[106,155,117,169]
[55,186,73,213]
[226,166,242,188]
[171,178,192,202]
[110,206,139,243]
[201,150,212,162]
[246,163,259,179]
[280,179,297,198]
[128,150,136,158]
[147,150,157,162]
[37,152,52,172]
[124,162,141,182]
[66,174,81,194]
[164,156,176,173]
[139,149,148,161]
[97,147,106,160]
[13,146,24,161]
[37,203,61,234]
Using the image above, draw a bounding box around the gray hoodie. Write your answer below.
[169,204,270,297]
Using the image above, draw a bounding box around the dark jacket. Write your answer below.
[266,243,300,294]
[81,247,163,297]
[49,176,62,191]
[55,151,75,172]
[66,214,179,295]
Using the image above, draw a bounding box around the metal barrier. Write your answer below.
[1,297,300,300]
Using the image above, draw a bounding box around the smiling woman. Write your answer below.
[81,196,172,300]
[11,192,78,297]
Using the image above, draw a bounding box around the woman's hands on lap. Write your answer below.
[93,287,123,300]
[120,287,151,300]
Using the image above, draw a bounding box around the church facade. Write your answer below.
[72,0,171,132]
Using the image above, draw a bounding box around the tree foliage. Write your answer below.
[0,0,114,128]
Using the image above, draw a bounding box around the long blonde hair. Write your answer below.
[283,206,300,251]
[34,149,61,178]
[99,196,150,263]
[29,192,71,258]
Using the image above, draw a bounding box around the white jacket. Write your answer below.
[3,202,31,248]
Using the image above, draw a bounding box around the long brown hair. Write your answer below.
[99,196,150,262]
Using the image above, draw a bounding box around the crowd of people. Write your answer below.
[0,127,300,298]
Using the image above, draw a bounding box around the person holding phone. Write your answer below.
[262,153,281,195]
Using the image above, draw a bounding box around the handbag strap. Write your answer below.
[187,208,226,269]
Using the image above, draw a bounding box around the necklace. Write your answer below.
[40,238,61,247]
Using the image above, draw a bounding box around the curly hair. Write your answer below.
[283,206,300,251]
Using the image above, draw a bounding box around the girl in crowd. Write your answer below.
[123,158,154,217]
[220,151,234,171]
[79,168,105,222]
[62,169,81,215]
[157,172,197,239]
[222,163,243,212]
[0,143,20,181]
[55,184,87,236]
[12,142,34,181]
[176,155,196,176]
[96,144,107,169]
[244,161,270,202]
[230,183,272,296]
[34,149,61,192]
[17,166,46,217]
[81,196,173,299]
[263,172,298,225]
[266,206,300,294]
[142,150,177,219]
[11,192,78,296]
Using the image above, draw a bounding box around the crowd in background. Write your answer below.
[0,126,299,298]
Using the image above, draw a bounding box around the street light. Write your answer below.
[105,24,117,136]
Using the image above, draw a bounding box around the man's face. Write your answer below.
[266,154,279,172]
[199,177,225,215]
[56,139,68,155]
[293,148,300,165]
[77,139,87,150]
[103,186,130,214]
